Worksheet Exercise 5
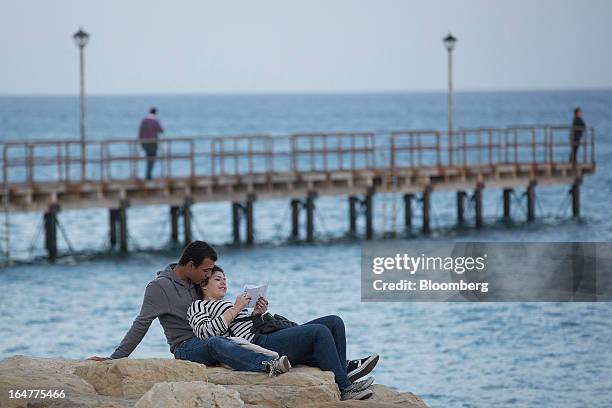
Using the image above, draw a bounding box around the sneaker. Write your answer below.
[263,355,292,377]
[350,376,374,392]
[347,354,379,382]
[340,386,373,401]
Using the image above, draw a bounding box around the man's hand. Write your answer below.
[253,297,269,315]
[88,356,111,361]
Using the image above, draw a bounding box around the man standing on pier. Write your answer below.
[139,107,164,180]
[88,241,287,374]
[570,107,586,164]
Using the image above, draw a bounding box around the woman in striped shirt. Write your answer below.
[188,266,378,401]
[187,266,292,377]
[187,271,257,342]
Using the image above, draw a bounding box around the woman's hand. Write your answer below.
[223,293,252,324]
[234,293,251,311]
[253,297,269,315]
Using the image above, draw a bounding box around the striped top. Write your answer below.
[187,299,255,342]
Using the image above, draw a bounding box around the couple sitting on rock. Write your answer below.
[89,241,379,401]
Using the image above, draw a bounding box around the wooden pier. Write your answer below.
[0,125,596,261]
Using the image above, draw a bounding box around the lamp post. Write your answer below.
[73,27,89,180]
[443,33,457,165]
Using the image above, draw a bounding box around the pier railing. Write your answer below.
[389,126,595,169]
[1,125,595,186]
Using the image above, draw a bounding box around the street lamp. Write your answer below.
[73,27,89,179]
[443,32,457,165]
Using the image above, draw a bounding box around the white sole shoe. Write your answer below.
[347,354,379,382]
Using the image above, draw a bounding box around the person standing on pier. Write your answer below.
[570,107,586,164]
[139,107,164,180]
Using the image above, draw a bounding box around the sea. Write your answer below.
[0,90,611,408]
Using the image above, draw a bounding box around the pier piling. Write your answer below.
[232,202,241,243]
[305,192,316,242]
[230,195,256,244]
[503,188,513,222]
[474,184,483,228]
[246,194,255,245]
[182,198,192,245]
[44,204,59,262]
[422,187,431,235]
[170,206,180,243]
[527,182,536,222]
[291,199,300,239]
[347,191,375,239]
[404,193,414,232]
[571,178,581,217]
[349,196,358,236]
[456,191,466,225]
[119,200,129,253]
[109,209,119,248]
[365,189,374,240]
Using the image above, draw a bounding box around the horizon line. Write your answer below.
[1,86,611,98]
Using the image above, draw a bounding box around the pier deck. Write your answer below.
[0,162,594,211]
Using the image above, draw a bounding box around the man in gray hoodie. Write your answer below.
[89,241,289,374]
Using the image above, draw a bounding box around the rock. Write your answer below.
[0,355,96,396]
[73,358,207,398]
[0,355,132,408]
[225,384,338,408]
[34,395,134,408]
[206,366,334,387]
[0,391,134,408]
[134,381,243,408]
[369,384,429,407]
[207,366,339,407]
[302,384,429,408]
[0,356,429,408]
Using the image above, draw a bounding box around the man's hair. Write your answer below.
[149,107,157,115]
[178,241,218,266]
[574,107,581,115]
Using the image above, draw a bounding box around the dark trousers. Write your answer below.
[253,315,351,389]
[570,136,582,164]
[174,336,273,372]
[142,143,157,180]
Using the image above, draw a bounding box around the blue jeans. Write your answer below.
[174,336,272,372]
[253,315,351,389]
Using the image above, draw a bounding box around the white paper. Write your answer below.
[242,284,268,308]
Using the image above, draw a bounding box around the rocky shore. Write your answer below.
[0,356,429,408]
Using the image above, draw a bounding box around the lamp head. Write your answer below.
[73,27,90,49]
[443,33,457,52]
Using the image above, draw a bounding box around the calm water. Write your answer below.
[1,91,611,408]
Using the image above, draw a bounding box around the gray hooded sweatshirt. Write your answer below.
[110,263,200,359]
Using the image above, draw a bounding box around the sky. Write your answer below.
[1,0,611,95]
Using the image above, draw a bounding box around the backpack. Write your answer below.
[234,312,298,335]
